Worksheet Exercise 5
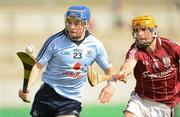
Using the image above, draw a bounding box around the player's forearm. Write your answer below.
[122,59,136,75]
[119,63,132,77]
[114,59,136,82]
[28,62,43,90]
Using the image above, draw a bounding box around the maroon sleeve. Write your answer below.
[174,44,180,59]
[162,38,180,59]
[125,44,139,61]
[169,40,180,59]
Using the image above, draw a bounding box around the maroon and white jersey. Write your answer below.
[126,37,180,107]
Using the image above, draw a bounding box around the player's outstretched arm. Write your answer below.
[87,59,137,86]
[114,59,137,82]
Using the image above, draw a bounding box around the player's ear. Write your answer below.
[132,32,137,39]
[152,27,158,37]
[85,21,90,30]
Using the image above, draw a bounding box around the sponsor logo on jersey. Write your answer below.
[142,67,174,78]
[61,63,86,79]
[73,48,83,52]
[60,51,70,55]
[73,63,81,70]
[62,71,85,79]
[108,59,112,65]
[32,110,38,116]
[72,110,79,115]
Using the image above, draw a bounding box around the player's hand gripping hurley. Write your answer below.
[87,66,127,87]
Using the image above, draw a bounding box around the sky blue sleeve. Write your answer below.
[36,38,54,65]
[95,41,112,70]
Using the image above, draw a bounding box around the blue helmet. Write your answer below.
[65,6,91,22]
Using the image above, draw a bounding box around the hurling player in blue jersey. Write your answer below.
[19,6,116,117]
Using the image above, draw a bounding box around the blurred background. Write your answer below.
[0,0,180,117]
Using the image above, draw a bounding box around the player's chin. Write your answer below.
[70,36,81,40]
[137,39,147,43]
[68,31,78,35]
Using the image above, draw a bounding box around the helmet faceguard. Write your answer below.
[130,15,158,49]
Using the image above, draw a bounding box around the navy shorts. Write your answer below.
[30,83,82,117]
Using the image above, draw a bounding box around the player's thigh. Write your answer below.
[124,110,136,117]
[56,115,77,117]
[124,92,145,117]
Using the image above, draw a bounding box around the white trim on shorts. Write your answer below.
[124,92,174,117]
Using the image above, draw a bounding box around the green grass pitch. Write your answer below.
[0,104,179,117]
[0,104,125,117]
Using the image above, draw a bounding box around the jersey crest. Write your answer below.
[162,56,171,68]
[85,50,93,58]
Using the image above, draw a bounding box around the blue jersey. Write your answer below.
[36,30,111,102]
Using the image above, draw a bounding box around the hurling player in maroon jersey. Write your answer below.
[114,15,180,117]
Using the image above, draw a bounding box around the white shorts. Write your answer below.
[124,92,174,117]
